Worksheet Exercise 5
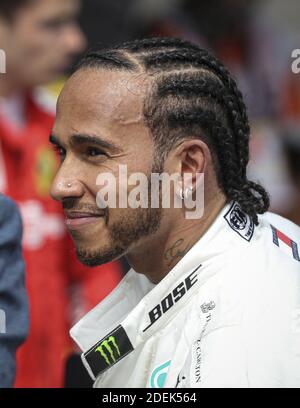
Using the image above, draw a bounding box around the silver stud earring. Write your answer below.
[178,187,184,200]
[184,186,193,199]
[178,186,193,200]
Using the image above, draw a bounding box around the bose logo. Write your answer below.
[143,265,201,332]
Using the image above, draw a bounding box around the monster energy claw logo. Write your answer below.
[84,325,134,378]
[95,336,121,365]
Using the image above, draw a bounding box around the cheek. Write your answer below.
[81,168,103,198]
[3,34,24,64]
[16,26,57,62]
[130,144,154,171]
[92,159,153,212]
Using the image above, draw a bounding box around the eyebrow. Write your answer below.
[49,133,122,154]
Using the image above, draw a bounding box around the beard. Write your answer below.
[76,205,162,266]
[76,158,164,267]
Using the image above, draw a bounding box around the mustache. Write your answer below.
[62,198,107,215]
[62,198,109,226]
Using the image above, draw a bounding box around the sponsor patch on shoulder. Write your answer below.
[82,325,134,380]
[224,202,254,242]
[271,225,300,262]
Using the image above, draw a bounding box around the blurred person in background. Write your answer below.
[0,194,28,388]
[0,0,123,387]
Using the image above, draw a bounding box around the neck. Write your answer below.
[126,191,227,284]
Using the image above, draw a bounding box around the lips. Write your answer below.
[65,212,104,228]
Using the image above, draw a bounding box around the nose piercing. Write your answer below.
[67,182,72,188]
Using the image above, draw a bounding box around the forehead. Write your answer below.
[54,68,149,140]
[20,0,81,20]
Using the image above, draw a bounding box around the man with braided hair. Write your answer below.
[50,37,300,387]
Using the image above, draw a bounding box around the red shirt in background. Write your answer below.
[0,94,123,387]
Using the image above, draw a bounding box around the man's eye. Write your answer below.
[86,147,106,157]
[54,145,66,159]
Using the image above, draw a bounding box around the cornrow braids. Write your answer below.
[77,37,270,224]
[113,37,202,52]
[76,50,136,71]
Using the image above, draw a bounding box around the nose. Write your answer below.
[63,23,87,55]
[50,165,85,202]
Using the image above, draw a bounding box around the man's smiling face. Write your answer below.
[50,68,162,266]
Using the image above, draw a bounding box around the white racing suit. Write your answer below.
[70,201,300,388]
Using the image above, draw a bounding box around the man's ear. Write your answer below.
[164,139,211,174]
[162,139,213,200]
[175,139,212,176]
